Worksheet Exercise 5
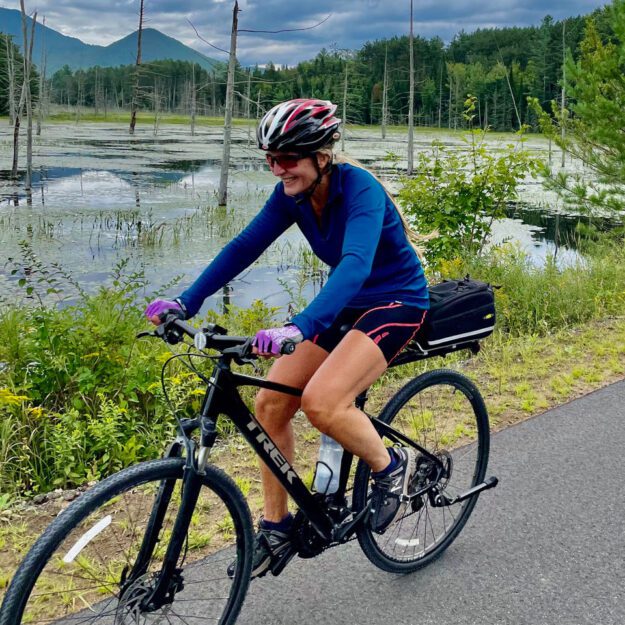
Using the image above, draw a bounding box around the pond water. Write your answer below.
[0,122,610,317]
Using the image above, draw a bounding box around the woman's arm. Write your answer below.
[178,189,295,317]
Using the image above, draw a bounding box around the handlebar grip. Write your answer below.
[281,340,297,355]
[174,318,199,337]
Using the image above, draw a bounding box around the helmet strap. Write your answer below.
[297,154,333,203]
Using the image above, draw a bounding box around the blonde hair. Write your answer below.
[316,146,427,260]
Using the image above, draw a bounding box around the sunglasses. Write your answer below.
[265,153,313,169]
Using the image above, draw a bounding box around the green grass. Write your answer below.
[34,110,540,141]
[3,234,625,497]
[44,110,254,127]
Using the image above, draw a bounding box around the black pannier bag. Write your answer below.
[411,277,496,354]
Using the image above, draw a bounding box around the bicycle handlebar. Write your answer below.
[141,315,297,358]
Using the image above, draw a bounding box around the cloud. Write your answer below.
[0,0,609,65]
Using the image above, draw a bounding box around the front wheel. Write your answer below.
[0,457,254,625]
[353,369,490,573]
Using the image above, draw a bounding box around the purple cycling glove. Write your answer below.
[145,298,184,323]
[253,325,303,355]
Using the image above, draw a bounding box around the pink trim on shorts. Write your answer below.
[365,321,424,337]
[388,309,428,364]
[354,301,403,326]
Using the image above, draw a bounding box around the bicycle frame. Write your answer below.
[126,324,495,607]
[169,355,449,542]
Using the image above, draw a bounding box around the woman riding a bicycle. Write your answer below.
[145,98,430,578]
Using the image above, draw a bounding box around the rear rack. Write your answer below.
[389,340,481,369]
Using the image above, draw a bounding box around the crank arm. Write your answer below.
[432,475,499,507]
[333,505,370,543]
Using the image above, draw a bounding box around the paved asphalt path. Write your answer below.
[235,380,625,625]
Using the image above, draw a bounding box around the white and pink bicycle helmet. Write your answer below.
[257,99,341,153]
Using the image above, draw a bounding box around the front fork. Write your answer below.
[121,415,218,611]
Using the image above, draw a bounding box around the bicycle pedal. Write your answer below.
[269,545,297,577]
[253,567,271,580]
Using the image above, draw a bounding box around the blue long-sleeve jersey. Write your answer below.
[179,163,429,339]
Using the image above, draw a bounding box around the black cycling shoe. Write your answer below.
[227,522,293,579]
[369,447,416,534]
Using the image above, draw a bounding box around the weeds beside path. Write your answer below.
[2,313,624,597]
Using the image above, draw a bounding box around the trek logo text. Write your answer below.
[247,420,297,484]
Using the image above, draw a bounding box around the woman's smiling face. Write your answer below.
[265,152,329,196]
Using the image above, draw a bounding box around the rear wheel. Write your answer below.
[0,458,253,625]
[354,369,490,573]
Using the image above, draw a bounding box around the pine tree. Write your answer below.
[532,0,625,212]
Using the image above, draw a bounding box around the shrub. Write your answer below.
[0,249,281,495]
[398,97,540,268]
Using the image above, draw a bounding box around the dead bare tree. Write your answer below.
[153,77,162,135]
[75,71,85,121]
[381,43,388,139]
[5,35,17,125]
[190,64,197,136]
[217,1,239,206]
[560,20,567,167]
[211,69,217,115]
[407,0,415,175]
[497,51,522,131]
[36,16,47,136]
[191,5,331,205]
[94,66,100,116]
[246,68,252,146]
[129,0,145,135]
[437,62,443,128]
[12,1,37,190]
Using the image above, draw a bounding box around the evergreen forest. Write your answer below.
[0,5,617,132]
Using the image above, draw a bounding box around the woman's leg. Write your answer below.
[255,340,329,522]
[301,329,390,472]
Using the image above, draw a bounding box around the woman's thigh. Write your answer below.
[256,339,330,420]
[303,302,427,408]
[303,329,387,414]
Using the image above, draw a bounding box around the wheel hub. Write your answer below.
[117,571,184,623]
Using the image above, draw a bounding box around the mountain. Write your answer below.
[0,7,221,74]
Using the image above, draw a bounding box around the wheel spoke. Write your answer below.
[2,459,252,625]
[355,370,490,572]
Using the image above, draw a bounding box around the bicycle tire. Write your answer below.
[353,368,490,573]
[0,457,254,625]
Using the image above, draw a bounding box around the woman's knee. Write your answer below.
[300,388,333,433]
[255,388,299,429]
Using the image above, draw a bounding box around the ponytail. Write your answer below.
[317,147,429,260]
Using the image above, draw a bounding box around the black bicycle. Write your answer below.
[0,315,498,625]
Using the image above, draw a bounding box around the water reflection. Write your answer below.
[506,203,618,249]
[1,158,270,206]
[493,203,620,266]
[2,123,623,312]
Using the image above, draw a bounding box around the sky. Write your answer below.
[0,0,611,66]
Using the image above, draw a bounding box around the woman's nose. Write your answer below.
[271,162,286,175]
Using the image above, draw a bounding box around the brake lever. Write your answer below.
[236,357,260,373]
[136,330,157,339]
[231,338,258,367]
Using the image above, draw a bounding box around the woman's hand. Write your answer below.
[253,325,303,357]
[144,299,184,325]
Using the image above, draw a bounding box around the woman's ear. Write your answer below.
[315,152,331,171]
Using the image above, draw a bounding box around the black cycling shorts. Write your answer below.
[311,302,427,364]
